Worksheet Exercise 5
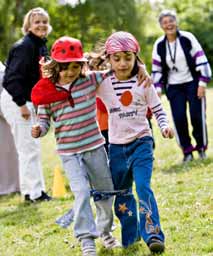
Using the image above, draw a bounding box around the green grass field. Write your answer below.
[0,89,213,256]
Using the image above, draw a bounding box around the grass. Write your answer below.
[0,89,213,256]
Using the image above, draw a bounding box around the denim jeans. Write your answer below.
[60,146,114,241]
[109,136,165,247]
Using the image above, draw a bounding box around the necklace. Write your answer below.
[167,39,178,72]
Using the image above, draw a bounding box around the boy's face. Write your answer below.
[109,51,136,80]
[28,14,49,38]
[58,62,82,85]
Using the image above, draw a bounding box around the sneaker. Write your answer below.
[183,153,193,163]
[101,233,121,249]
[24,192,52,203]
[148,238,165,254]
[35,191,52,202]
[81,238,97,256]
[24,194,33,202]
[198,150,207,160]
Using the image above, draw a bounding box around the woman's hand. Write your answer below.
[162,127,174,139]
[31,125,41,138]
[137,65,152,87]
[20,105,31,120]
[197,86,206,99]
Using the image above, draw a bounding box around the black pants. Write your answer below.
[166,80,208,154]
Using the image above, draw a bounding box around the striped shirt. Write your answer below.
[37,72,107,155]
[97,74,169,144]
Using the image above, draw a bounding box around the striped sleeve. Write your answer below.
[37,104,52,137]
[87,70,112,89]
[151,38,164,93]
[186,32,212,86]
[146,85,169,132]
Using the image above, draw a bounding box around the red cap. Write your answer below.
[51,36,88,63]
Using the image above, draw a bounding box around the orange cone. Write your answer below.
[52,167,66,198]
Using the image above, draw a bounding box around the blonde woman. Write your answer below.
[1,7,52,202]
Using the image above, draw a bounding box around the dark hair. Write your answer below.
[58,62,84,71]
[131,60,139,77]
[130,55,144,77]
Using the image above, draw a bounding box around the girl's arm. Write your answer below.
[146,85,174,139]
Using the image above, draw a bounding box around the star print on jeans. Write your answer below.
[118,203,128,213]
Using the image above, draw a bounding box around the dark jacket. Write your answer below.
[3,32,48,106]
[152,30,211,91]
[156,31,198,86]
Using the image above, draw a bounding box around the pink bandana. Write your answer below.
[105,31,140,55]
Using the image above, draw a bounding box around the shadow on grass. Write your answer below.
[98,243,151,256]
[161,156,213,173]
[0,201,43,227]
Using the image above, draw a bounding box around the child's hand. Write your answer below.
[137,65,152,87]
[31,125,41,138]
[162,127,174,139]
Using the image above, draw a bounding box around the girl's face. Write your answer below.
[160,16,177,37]
[28,14,49,38]
[58,62,82,85]
[109,51,136,80]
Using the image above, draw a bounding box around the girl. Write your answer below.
[96,31,174,254]
[31,36,120,256]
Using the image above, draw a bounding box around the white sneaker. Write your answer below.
[81,238,97,256]
[101,233,121,249]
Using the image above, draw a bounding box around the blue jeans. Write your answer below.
[109,136,165,247]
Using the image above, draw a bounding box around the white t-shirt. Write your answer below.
[166,38,193,84]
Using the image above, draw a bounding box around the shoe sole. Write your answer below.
[149,241,165,253]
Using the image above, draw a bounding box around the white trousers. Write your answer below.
[1,90,45,200]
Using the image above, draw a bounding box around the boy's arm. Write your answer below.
[137,63,152,87]
[32,104,52,138]
[87,70,112,90]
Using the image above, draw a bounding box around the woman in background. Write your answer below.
[1,7,52,202]
[152,9,212,163]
